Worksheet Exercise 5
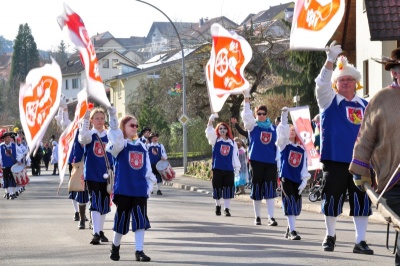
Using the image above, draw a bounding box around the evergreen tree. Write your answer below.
[50,40,69,66]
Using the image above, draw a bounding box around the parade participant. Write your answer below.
[79,107,112,244]
[241,90,279,226]
[205,115,240,217]
[51,141,59,175]
[139,127,151,145]
[106,110,156,262]
[0,132,23,200]
[55,102,89,229]
[315,41,372,254]
[147,132,167,195]
[234,137,248,195]
[15,137,29,195]
[276,108,310,240]
[349,47,400,264]
[42,143,52,171]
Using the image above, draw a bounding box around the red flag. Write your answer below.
[19,58,62,154]
[57,89,89,192]
[57,3,111,108]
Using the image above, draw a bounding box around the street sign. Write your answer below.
[179,114,189,125]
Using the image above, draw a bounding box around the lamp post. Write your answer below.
[135,0,188,172]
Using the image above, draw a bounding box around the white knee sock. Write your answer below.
[287,215,296,231]
[223,198,231,209]
[253,200,261,217]
[91,211,101,234]
[99,213,106,232]
[266,198,275,218]
[135,229,145,251]
[354,216,368,244]
[324,215,337,237]
[113,232,123,246]
[215,199,221,206]
[72,200,79,212]
[157,183,161,190]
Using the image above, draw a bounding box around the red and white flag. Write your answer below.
[57,3,111,108]
[19,58,62,153]
[205,23,252,113]
[57,89,89,191]
[289,106,321,171]
[290,0,345,50]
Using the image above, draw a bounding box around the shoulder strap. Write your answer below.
[95,134,111,170]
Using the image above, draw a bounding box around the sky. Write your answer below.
[1,0,292,51]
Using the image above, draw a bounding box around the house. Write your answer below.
[241,2,295,26]
[61,50,138,103]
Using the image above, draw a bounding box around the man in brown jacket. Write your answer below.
[349,47,400,266]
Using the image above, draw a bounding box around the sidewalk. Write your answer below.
[165,167,386,224]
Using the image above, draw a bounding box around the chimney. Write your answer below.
[199,17,204,27]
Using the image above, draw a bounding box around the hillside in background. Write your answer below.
[0,36,13,54]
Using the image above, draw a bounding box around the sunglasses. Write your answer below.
[218,127,227,130]
[129,123,139,128]
[257,112,266,116]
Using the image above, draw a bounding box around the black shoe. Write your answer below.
[255,217,261,225]
[110,244,120,261]
[90,233,101,245]
[284,226,290,238]
[157,190,162,195]
[288,230,301,240]
[10,194,16,200]
[215,205,221,216]
[135,250,151,262]
[268,217,278,226]
[15,191,19,197]
[74,212,79,221]
[224,208,231,216]
[5,193,9,200]
[322,235,336,251]
[99,231,109,242]
[353,241,374,255]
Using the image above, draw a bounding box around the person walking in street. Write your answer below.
[42,143,52,171]
[234,137,248,195]
[205,115,241,217]
[276,108,310,240]
[241,89,279,226]
[79,107,112,245]
[147,132,168,195]
[315,40,373,254]
[349,47,400,264]
[51,141,59,175]
[106,110,156,262]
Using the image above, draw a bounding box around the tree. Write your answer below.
[50,40,69,66]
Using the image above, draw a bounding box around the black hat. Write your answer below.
[141,127,151,134]
[0,132,17,140]
[148,132,159,141]
[373,48,400,71]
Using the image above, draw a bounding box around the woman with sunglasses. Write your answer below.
[79,107,113,245]
[106,111,156,262]
[241,89,279,226]
[205,114,241,216]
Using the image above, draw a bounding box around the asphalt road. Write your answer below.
[0,168,396,265]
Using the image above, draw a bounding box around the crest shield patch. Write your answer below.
[346,107,363,125]
[93,141,105,157]
[288,150,303,168]
[220,144,230,156]
[260,132,272,144]
[129,151,144,170]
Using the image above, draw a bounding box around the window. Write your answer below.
[72,78,79,89]
[65,79,69,90]
[102,59,109,68]
[363,60,369,97]
[112,59,119,68]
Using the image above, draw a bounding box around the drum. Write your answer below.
[11,163,29,186]
[155,160,176,182]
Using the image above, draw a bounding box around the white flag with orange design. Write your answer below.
[19,58,62,154]
[290,0,345,50]
[205,23,252,113]
[57,89,89,191]
[57,3,111,108]
[289,106,321,171]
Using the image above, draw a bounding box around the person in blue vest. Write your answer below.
[147,132,167,195]
[315,41,372,254]
[205,115,240,217]
[139,127,151,146]
[106,110,156,262]
[0,132,23,200]
[241,90,279,226]
[276,108,310,240]
[79,107,112,245]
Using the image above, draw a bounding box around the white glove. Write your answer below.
[234,169,240,177]
[243,87,251,98]
[209,113,218,122]
[298,178,308,195]
[108,107,118,130]
[84,110,90,120]
[281,107,289,125]
[60,98,67,109]
[326,40,342,63]
[81,118,90,132]
[147,180,154,197]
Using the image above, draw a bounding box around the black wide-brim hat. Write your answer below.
[148,132,159,141]
[373,48,400,71]
[140,127,151,135]
[0,132,17,140]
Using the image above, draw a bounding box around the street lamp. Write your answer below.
[135,0,188,172]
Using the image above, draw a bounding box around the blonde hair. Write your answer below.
[89,107,107,129]
[234,137,246,149]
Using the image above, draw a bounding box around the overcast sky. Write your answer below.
[1,0,292,51]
